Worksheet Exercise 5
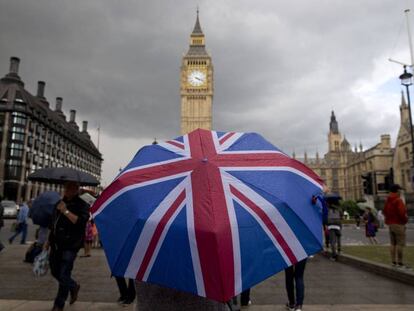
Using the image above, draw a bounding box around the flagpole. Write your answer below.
[405,9,414,66]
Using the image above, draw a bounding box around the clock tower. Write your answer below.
[180,11,214,134]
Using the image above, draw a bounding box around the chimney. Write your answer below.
[37,81,45,98]
[69,109,76,123]
[9,57,20,75]
[55,97,62,111]
[82,121,88,132]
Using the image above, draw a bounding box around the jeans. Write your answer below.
[285,258,307,306]
[49,249,78,308]
[115,277,136,301]
[9,222,27,244]
[240,289,251,305]
[329,229,341,257]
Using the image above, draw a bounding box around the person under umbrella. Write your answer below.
[92,129,325,309]
[45,181,89,311]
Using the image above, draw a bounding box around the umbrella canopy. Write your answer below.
[357,202,377,214]
[91,129,324,302]
[30,191,61,227]
[28,167,99,186]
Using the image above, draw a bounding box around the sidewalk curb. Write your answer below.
[322,253,414,286]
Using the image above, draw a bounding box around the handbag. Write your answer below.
[33,250,49,277]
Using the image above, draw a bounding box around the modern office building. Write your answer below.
[0,57,102,202]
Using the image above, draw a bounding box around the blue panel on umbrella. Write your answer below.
[228,170,323,245]
[95,176,186,271]
[225,133,283,152]
[172,136,184,143]
[147,205,197,294]
[122,145,183,173]
[216,131,227,138]
[234,200,286,291]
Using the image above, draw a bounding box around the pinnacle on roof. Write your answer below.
[329,110,339,134]
[192,9,203,35]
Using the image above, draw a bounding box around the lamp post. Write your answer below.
[400,66,414,172]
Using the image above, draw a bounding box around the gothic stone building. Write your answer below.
[0,57,102,203]
[297,110,398,210]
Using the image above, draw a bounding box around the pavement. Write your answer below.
[1,245,414,310]
[1,300,414,311]
[1,221,414,310]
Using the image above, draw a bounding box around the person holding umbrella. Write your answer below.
[45,181,89,311]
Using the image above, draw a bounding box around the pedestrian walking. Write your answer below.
[354,213,361,229]
[383,184,410,269]
[377,210,385,229]
[91,221,99,248]
[46,181,89,311]
[326,195,342,261]
[0,198,4,252]
[363,207,378,244]
[284,258,307,311]
[81,217,93,257]
[8,202,29,244]
[115,277,136,305]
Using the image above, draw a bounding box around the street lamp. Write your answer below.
[399,66,414,170]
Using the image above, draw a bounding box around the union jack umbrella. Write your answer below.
[91,129,324,302]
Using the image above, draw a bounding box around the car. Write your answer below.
[1,200,19,219]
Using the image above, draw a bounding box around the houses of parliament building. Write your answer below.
[297,95,413,211]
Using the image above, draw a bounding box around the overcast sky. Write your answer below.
[0,0,413,186]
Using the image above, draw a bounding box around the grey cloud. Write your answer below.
[0,0,411,183]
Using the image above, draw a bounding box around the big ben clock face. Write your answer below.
[188,70,206,87]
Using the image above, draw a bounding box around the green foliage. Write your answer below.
[340,200,360,217]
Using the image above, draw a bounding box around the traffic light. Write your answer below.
[361,173,373,195]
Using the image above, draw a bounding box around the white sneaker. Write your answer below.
[295,305,303,311]
[285,303,295,311]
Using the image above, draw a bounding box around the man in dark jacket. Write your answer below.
[46,182,89,311]
[326,194,342,261]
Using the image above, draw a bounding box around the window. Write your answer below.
[9,148,23,157]
[11,132,25,141]
[404,147,410,160]
[11,112,26,126]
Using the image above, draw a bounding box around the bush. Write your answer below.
[340,200,360,217]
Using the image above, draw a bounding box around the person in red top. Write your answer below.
[383,184,409,268]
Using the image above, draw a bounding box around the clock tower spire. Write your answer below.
[180,10,214,134]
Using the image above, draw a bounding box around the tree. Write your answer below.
[340,200,359,217]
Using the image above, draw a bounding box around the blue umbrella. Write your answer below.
[30,191,61,227]
[91,129,324,302]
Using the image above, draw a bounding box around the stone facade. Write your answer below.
[0,57,102,202]
[180,12,214,135]
[297,110,395,209]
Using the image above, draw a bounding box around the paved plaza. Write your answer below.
[1,221,414,310]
